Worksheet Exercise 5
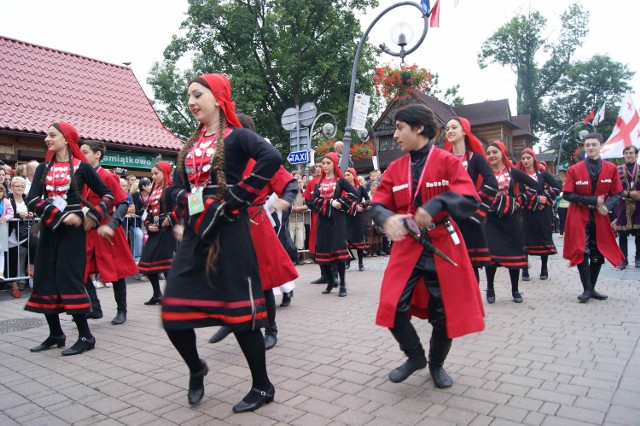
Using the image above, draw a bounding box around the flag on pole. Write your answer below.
[582,109,595,125]
[421,0,431,14]
[430,0,440,27]
[601,93,640,159]
[593,103,606,126]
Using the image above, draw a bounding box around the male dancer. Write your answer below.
[613,145,640,269]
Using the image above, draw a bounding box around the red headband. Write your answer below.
[196,74,242,128]
[45,122,88,162]
[487,141,513,168]
[320,152,344,180]
[445,117,486,158]
[516,147,544,171]
[154,161,173,186]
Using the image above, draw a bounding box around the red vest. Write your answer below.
[372,147,485,339]
[562,160,624,266]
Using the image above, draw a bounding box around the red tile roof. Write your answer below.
[0,36,182,152]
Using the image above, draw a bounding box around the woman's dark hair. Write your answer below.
[139,177,151,188]
[583,132,604,144]
[237,113,256,131]
[80,140,106,161]
[394,104,439,139]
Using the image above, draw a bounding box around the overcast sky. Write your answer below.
[2,0,637,120]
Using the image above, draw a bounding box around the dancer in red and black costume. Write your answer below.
[80,141,139,325]
[484,141,538,304]
[371,104,484,388]
[345,167,369,271]
[163,73,281,412]
[444,117,498,282]
[303,159,330,283]
[562,132,624,302]
[138,161,175,305]
[306,152,358,297]
[208,113,298,350]
[26,122,113,356]
[516,148,562,281]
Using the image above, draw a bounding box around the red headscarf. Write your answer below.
[444,117,486,158]
[487,141,513,169]
[45,122,88,162]
[516,147,544,171]
[195,73,242,128]
[153,161,173,187]
[320,152,344,180]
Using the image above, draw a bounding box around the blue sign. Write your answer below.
[287,150,309,165]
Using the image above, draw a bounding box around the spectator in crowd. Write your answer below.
[334,140,354,168]
[15,164,28,178]
[25,160,39,194]
[0,167,9,194]
[0,184,15,287]
[119,178,136,216]
[8,176,32,294]
[289,171,308,265]
[131,177,151,266]
[126,174,137,192]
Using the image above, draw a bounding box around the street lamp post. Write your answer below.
[339,1,429,172]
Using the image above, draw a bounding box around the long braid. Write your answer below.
[176,123,204,190]
[206,112,228,275]
[39,158,55,195]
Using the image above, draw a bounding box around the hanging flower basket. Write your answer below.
[350,141,375,160]
[314,139,336,157]
[373,64,433,101]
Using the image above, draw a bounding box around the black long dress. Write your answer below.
[307,177,358,264]
[520,169,562,256]
[455,153,498,268]
[138,185,175,275]
[25,160,112,314]
[486,167,538,269]
[347,185,369,250]
[162,128,281,332]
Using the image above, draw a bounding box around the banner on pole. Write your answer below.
[351,94,370,131]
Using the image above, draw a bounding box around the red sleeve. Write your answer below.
[303,177,318,201]
[372,161,399,212]
[562,164,577,193]
[104,172,129,205]
[270,166,295,196]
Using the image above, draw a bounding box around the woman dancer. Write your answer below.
[516,148,562,280]
[306,153,358,296]
[79,141,138,325]
[208,112,298,350]
[345,168,369,271]
[484,141,538,303]
[138,162,175,305]
[162,73,281,412]
[444,117,498,282]
[26,122,113,355]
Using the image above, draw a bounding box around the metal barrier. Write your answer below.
[4,218,38,286]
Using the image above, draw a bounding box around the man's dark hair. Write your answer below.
[583,132,604,144]
[81,140,106,161]
[623,145,639,155]
[394,104,439,139]
[237,113,256,132]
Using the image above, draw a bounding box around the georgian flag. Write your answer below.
[601,93,640,159]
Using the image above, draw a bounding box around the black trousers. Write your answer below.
[390,257,451,365]
[618,230,640,261]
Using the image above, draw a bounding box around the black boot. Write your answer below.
[310,274,328,284]
[358,249,365,271]
[188,360,208,405]
[388,318,427,383]
[209,326,233,343]
[85,281,103,319]
[577,261,592,303]
[280,291,292,307]
[589,260,608,300]
[264,323,278,350]
[321,265,338,294]
[111,280,127,325]
[428,338,453,388]
[521,268,531,281]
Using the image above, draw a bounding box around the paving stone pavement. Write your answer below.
[0,235,638,425]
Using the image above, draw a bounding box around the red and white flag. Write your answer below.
[593,103,606,127]
[601,93,640,159]
[582,109,595,124]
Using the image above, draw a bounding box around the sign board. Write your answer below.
[351,93,371,130]
[299,102,317,127]
[287,150,309,165]
[101,152,175,170]
[281,107,299,131]
[290,128,310,152]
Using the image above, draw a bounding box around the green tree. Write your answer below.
[540,55,633,165]
[148,0,379,151]
[478,3,589,130]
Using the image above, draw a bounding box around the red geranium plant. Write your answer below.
[350,141,375,160]
[373,64,433,101]
[314,139,336,157]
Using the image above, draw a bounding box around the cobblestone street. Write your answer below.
[0,235,638,425]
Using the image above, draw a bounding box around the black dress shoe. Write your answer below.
[521,272,531,281]
[512,292,523,303]
[388,356,427,383]
[321,283,337,294]
[232,385,275,413]
[86,311,103,320]
[264,332,277,350]
[188,360,209,405]
[577,291,591,303]
[617,260,628,270]
[486,289,495,304]
[111,310,126,325]
[30,335,66,352]
[358,264,365,271]
[61,337,96,356]
[591,290,608,300]
[280,291,292,307]
[144,296,162,305]
[429,365,453,388]
[540,270,549,280]
[310,276,328,284]
[338,286,347,297]
[209,326,233,343]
